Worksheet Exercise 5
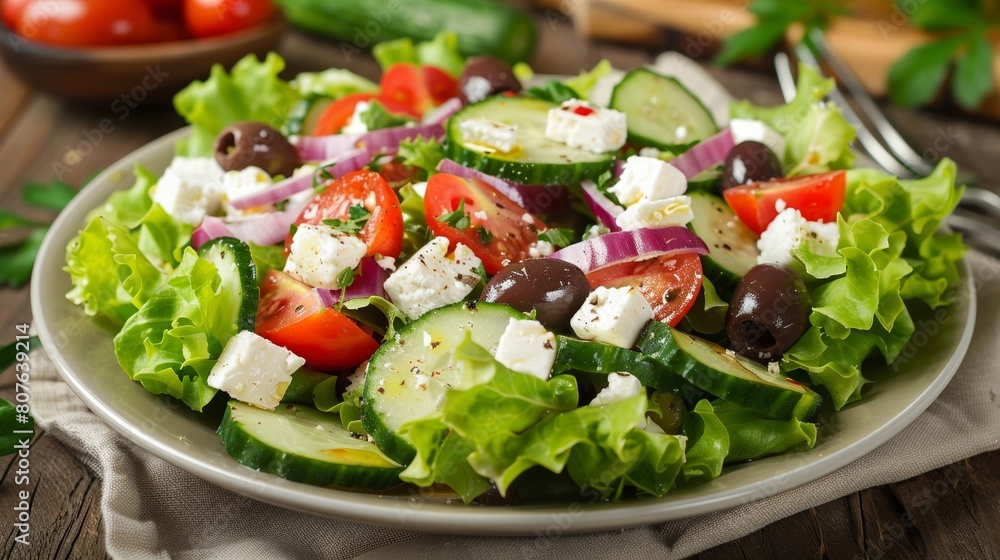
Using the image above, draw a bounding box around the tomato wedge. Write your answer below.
[379,63,458,118]
[312,93,377,137]
[424,173,545,275]
[586,253,704,327]
[255,270,379,371]
[286,170,403,258]
[722,170,846,235]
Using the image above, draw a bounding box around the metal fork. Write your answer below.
[771,31,1000,255]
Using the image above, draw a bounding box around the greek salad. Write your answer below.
[64,33,967,503]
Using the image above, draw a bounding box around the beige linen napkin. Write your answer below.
[30,252,1000,560]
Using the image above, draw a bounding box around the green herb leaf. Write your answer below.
[537,227,574,247]
[952,30,995,109]
[888,37,962,107]
[714,20,790,66]
[523,81,580,104]
[437,199,471,230]
[360,100,416,131]
[0,210,43,230]
[322,204,371,235]
[0,335,39,373]
[905,0,983,31]
[22,180,78,211]
[476,227,493,245]
[0,228,47,288]
[398,136,446,180]
[337,267,357,288]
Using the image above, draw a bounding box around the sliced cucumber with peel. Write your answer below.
[687,191,758,298]
[637,322,822,421]
[217,401,403,489]
[198,237,258,332]
[610,68,718,152]
[362,301,526,464]
[445,96,616,185]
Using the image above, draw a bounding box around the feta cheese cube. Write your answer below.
[151,157,225,225]
[615,195,694,230]
[341,101,370,135]
[284,224,368,289]
[383,237,483,320]
[545,99,627,154]
[207,331,305,410]
[494,319,557,380]
[609,156,687,207]
[590,372,643,406]
[570,286,654,348]
[528,239,555,258]
[221,166,274,217]
[757,207,839,266]
[459,118,519,153]
[730,118,786,160]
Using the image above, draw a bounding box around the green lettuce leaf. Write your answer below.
[84,165,156,228]
[290,69,378,99]
[360,100,416,131]
[247,243,285,287]
[173,53,302,157]
[676,400,729,486]
[730,63,855,176]
[373,31,465,77]
[564,60,613,101]
[112,247,240,411]
[398,136,446,180]
[712,400,817,463]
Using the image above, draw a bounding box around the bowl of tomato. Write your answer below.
[0,0,285,103]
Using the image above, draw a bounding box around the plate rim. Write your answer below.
[30,126,978,536]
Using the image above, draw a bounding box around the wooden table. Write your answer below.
[1,16,999,560]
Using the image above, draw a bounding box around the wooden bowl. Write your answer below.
[0,15,286,104]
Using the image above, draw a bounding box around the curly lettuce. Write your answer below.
[712,400,817,463]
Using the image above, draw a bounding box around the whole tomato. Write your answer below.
[15,0,156,46]
[2,0,30,30]
[183,0,274,38]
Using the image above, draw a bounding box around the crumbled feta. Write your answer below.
[459,118,519,153]
[341,101,370,135]
[494,319,557,380]
[757,208,839,266]
[345,361,368,393]
[474,210,489,221]
[767,361,781,376]
[221,166,274,217]
[590,372,643,406]
[638,147,662,158]
[730,118,786,159]
[528,239,555,258]
[383,237,483,320]
[609,156,687,207]
[207,331,305,410]
[545,99,627,154]
[615,195,694,230]
[151,156,225,225]
[583,224,610,240]
[521,213,534,225]
[374,254,396,271]
[284,224,368,289]
[570,286,654,349]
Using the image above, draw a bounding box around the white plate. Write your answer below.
[31,127,976,535]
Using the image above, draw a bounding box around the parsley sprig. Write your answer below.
[437,199,471,230]
[537,227,575,248]
[323,205,372,235]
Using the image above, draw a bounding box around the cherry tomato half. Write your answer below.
[379,63,459,119]
[424,173,545,275]
[256,270,379,371]
[586,252,704,327]
[286,170,404,259]
[722,170,846,235]
[16,0,156,46]
[183,0,273,39]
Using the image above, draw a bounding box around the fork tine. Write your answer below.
[806,29,938,177]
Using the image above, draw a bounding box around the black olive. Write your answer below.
[648,391,685,434]
[214,122,301,178]
[725,264,810,362]
[721,140,783,191]
[480,259,590,330]
[458,56,522,104]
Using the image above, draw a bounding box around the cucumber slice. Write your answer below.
[284,96,334,136]
[198,237,258,332]
[687,191,758,298]
[362,301,526,464]
[686,168,722,195]
[445,96,615,185]
[553,335,704,404]
[610,68,718,152]
[637,322,822,421]
[218,400,403,489]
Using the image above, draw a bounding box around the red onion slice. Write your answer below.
[581,179,623,232]
[436,158,571,215]
[191,217,235,250]
[316,257,391,305]
[548,226,708,273]
[296,122,445,163]
[668,127,734,179]
[421,97,463,125]
[194,193,314,248]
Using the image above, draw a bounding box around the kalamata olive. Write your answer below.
[721,140,783,191]
[726,264,810,362]
[648,391,685,434]
[458,56,522,104]
[480,259,590,330]
[214,122,301,178]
